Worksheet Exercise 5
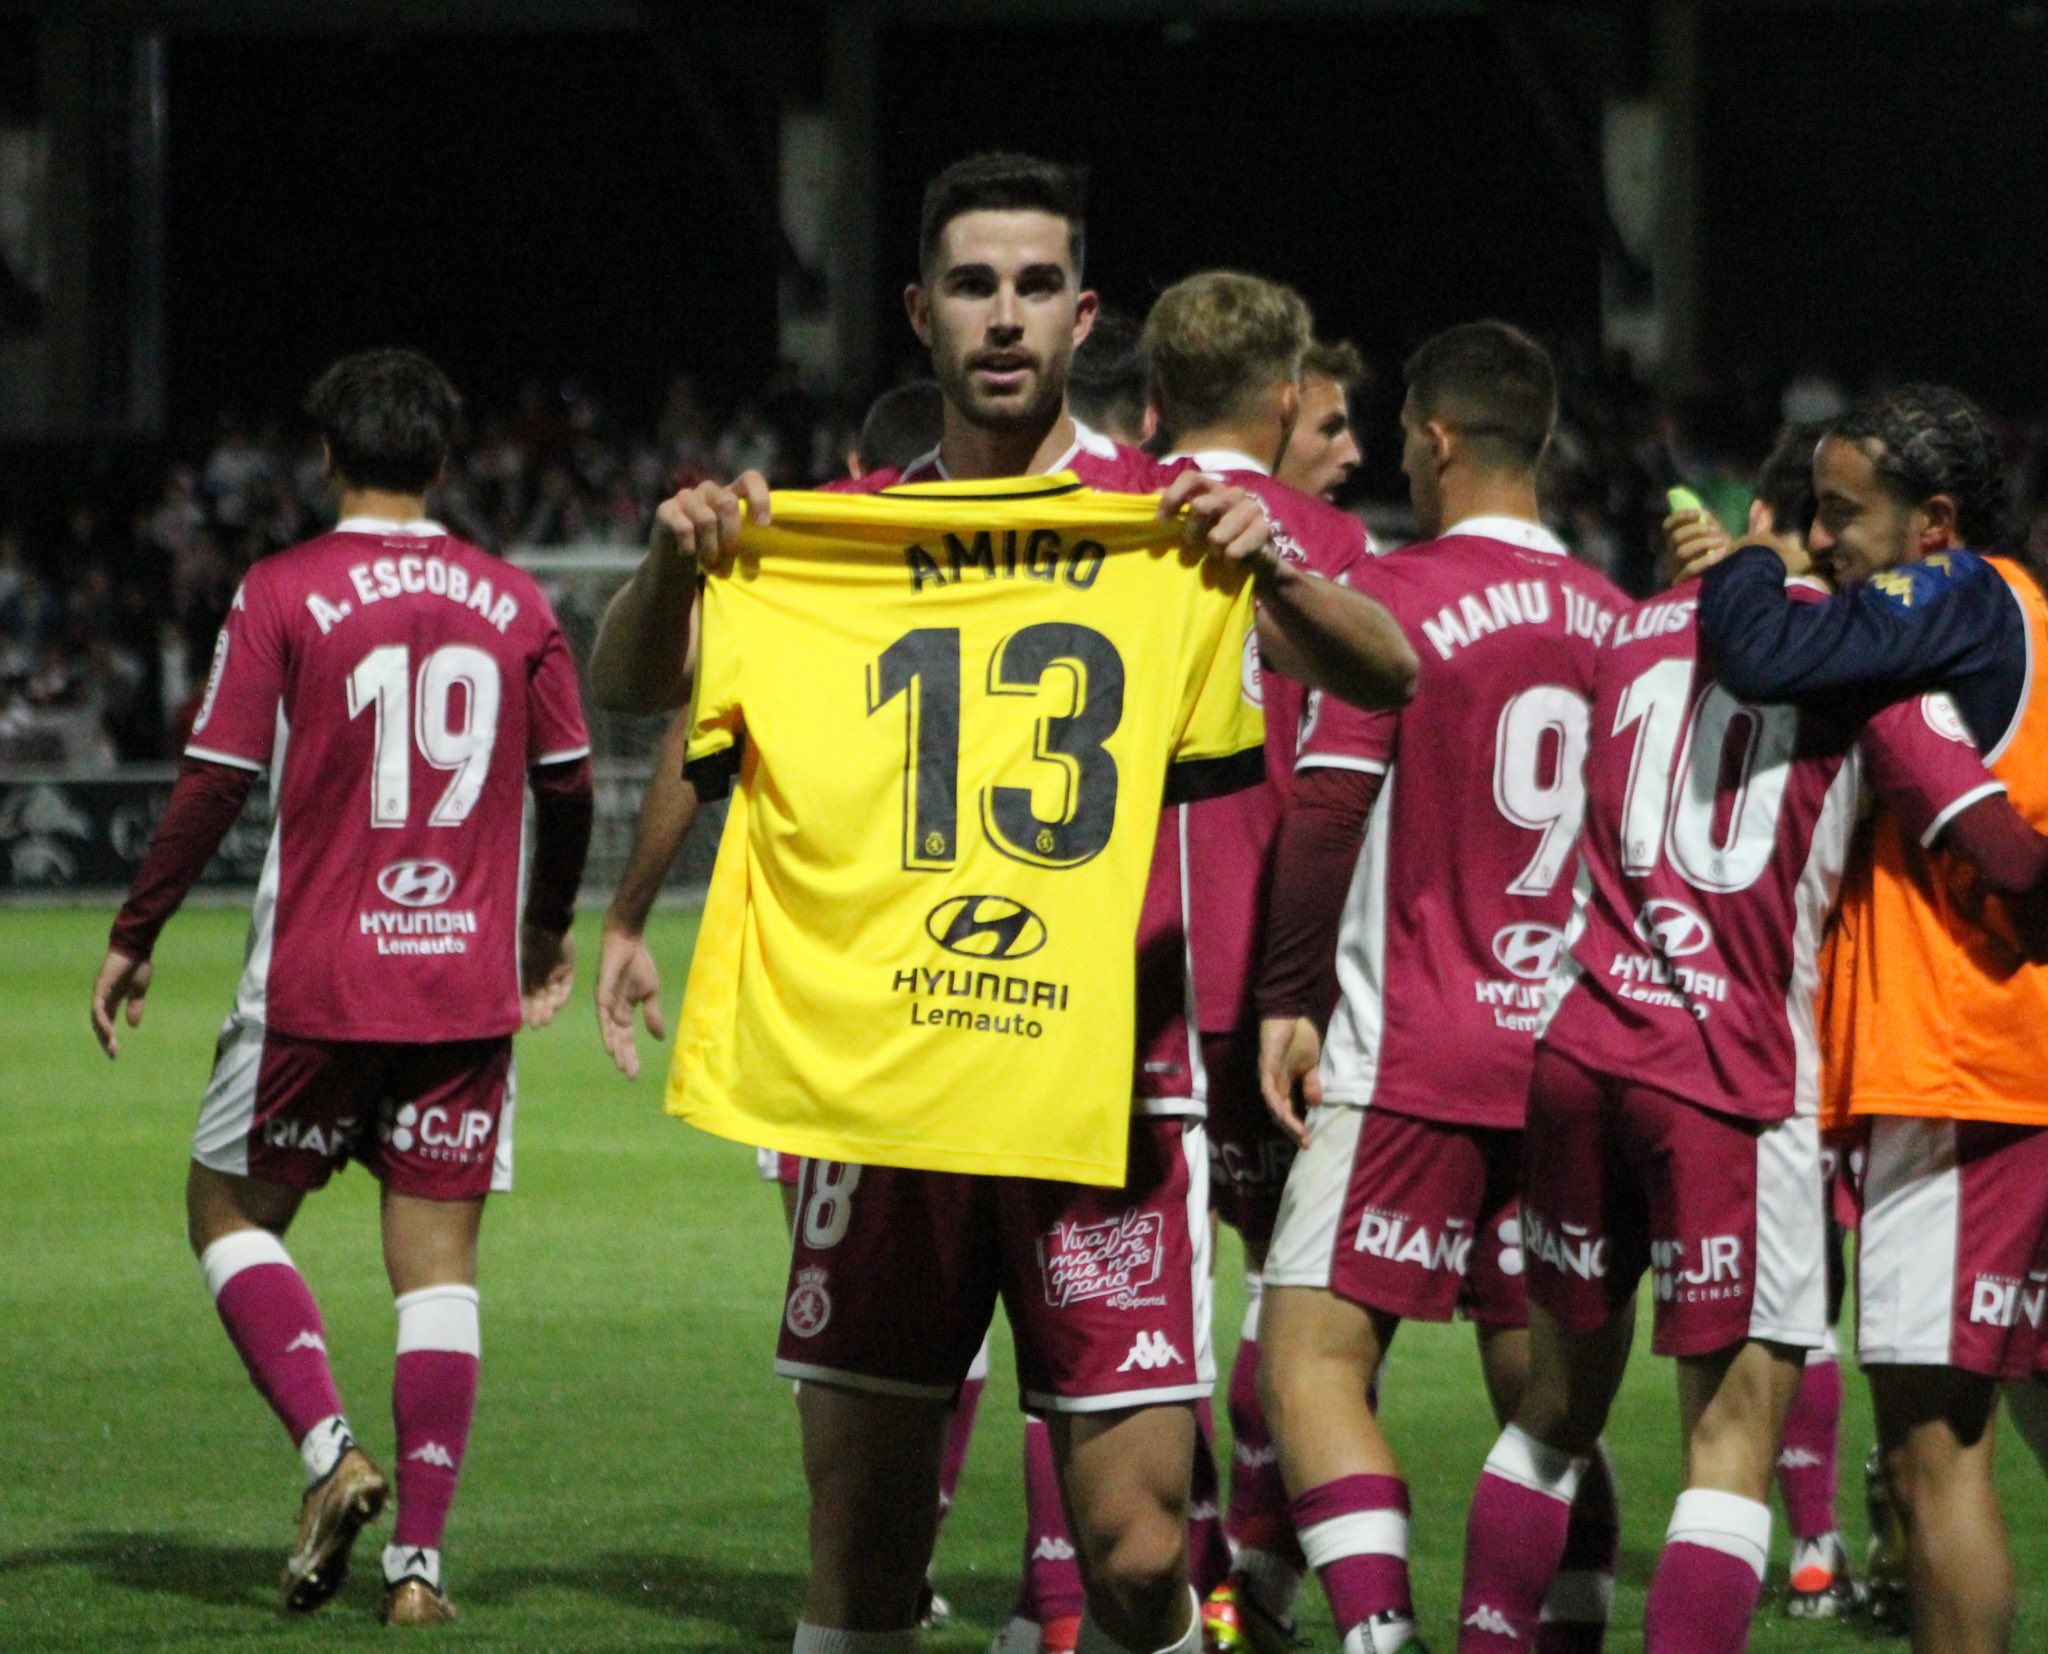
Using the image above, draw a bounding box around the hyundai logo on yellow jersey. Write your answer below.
[926,895,1048,961]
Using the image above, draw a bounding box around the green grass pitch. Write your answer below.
[3,905,2044,1649]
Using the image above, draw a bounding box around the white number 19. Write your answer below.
[346,644,501,828]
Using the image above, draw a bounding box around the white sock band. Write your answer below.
[395,1284,481,1358]
[1242,1272,1265,1341]
[1812,1326,1840,1364]
[1075,1587,1200,1654]
[1667,1488,1772,1581]
[1483,1423,1588,1504]
[1298,1506,1408,1570]
[200,1228,293,1298]
[966,1334,992,1383]
[790,1626,917,1653]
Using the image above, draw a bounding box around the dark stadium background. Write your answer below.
[146,10,2048,439]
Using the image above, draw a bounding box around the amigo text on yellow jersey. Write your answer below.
[669,474,1263,1185]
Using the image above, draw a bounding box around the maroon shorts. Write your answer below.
[191,1016,513,1201]
[1263,1103,1526,1326]
[774,1116,1214,1412]
[1520,1048,1826,1358]
[755,1146,803,1186]
[1204,1029,1296,1255]
[1859,1115,2048,1380]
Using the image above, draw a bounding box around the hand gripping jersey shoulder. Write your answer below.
[669,474,1264,1185]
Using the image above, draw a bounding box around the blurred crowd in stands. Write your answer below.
[9,343,2048,769]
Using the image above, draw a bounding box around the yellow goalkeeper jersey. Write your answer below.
[668,473,1264,1185]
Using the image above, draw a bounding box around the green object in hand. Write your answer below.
[1666,486,1708,516]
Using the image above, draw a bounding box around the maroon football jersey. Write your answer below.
[1176,457,1371,1034]
[187,518,590,1041]
[1301,517,1625,1129]
[1540,583,1999,1123]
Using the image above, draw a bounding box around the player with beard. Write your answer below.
[595,380,983,1636]
[1255,322,1627,1654]
[1688,386,2048,1654]
[589,153,1417,1654]
[1278,339,1367,503]
[1134,270,1375,1653]
[1451,414,2048,1652]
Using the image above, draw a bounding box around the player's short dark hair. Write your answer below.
[1827,384,2007,548]
[304,349,460,494]
[1402,320,1556,472]
[1302,337,1367,390]
[1143,272,1312,437]
[1068,305,1150,436]
[856,381,944,474]
[1753,422,1826,539]
[919,152,1087,277]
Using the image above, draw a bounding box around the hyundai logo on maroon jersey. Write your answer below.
[1491,922,1564,982]
[1634,899,1713,959]
[925,895,1048,960]
[377,859,458,908]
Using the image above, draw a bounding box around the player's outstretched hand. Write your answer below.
[90,948,152,1059]
[650,470,770,575]
[1160,471,1280,581]
[595,918,666,1080]
[1259,1014,1323,1148]
[520,924,576,1029]
[1663,508,1733,584]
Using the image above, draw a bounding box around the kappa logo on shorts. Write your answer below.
[1032,1535,1077,1563]
[925,895,1049,961]
[1634,898,1714,959]
[785,1265,832,1338]
[1039,1211,1167,1309]
[377,859,458,908]
[1492,923,1564,982]
[1115,1330,1185,1372]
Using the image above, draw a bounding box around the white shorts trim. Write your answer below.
[1859,1117,1962,1366]
[1023,1380,1218,1414]
[1748,1112,1826,1349]
[1263,1105,1361,1290]
[772,1362,958,1403]
[191,1015,264,1177]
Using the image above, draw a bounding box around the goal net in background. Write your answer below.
[516,548,726,901]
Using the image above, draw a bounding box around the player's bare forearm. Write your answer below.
[606,706,699,937]
[589,553,696,715]
[590,473,767,714]
[1253,562,1418,713]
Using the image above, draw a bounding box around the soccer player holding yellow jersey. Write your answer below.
[1697,386,2048,1654]
[589,154,1416,1654]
